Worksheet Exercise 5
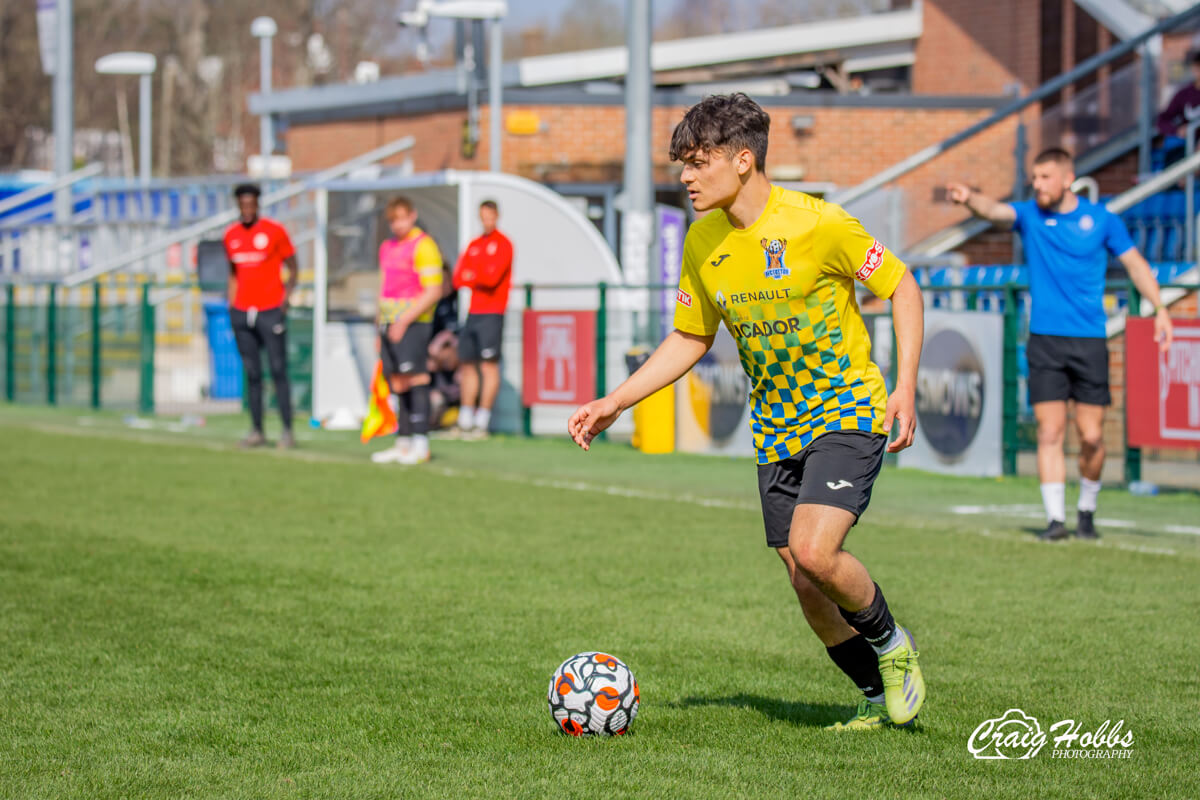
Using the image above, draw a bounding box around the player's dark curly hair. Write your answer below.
[669,93,770,171]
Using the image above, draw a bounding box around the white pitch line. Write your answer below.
[10,418,1197,559]
[949,503,1192,541]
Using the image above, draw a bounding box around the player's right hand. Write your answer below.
[946,182,972,205]
[568,396,622,451]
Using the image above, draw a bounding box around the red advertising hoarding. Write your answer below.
[522,310,596,407]
[1126,317,1200,449]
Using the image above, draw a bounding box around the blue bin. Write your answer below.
[203,301,243,399]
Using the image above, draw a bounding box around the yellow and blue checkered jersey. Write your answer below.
[673,186,907,465]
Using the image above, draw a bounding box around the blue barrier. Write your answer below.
[202,301,242,400]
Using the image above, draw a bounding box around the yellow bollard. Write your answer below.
[631,383,675,454]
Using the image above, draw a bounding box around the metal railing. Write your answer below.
[63,136,416,287]
[919,144,1200,264]
[4,276,1196,481]
[0,164,103,219]
[832,3,1200,209]
[1,280,314,414]
[1184,116,1200,261]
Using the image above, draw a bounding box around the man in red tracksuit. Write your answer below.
[452,199,513,439]
[223,183,299,449]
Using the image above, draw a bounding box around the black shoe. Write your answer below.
[1038,520,1069,541]
[238,430,267,448]
[1075,511,1100,540]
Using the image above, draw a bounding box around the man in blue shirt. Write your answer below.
[948,148,1173,541]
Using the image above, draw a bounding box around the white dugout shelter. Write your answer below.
[312,170,625,433]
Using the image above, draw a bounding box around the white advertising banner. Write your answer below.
[900,310,1004,477]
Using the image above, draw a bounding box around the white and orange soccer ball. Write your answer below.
[548,651,639,736]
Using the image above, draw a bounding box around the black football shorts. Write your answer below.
[757,431,887,549]
[458,313,505,362]
[380,321,432,376]
[1026,333,1111,406]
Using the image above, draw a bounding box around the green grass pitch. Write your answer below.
[1,405,1198,799]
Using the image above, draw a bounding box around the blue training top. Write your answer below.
[1010,198,1135,338]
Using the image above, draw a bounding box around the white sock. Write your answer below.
[459,406,475,429]
[475,408,491,431]
[396,435,411,450]
[1078,478,1101,512]
[1040,482,1066,523]
[872,626,907,656]
[412,433,429,454]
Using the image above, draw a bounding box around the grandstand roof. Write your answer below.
[249,6,923,124]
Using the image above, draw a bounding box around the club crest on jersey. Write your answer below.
[856,239,886,281]
[760,238,790,280]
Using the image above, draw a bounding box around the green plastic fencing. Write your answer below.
[5,277,1194,478]
[1,280,313,416]
[518,280,1195,477]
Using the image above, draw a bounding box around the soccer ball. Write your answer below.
[548,651,639,736]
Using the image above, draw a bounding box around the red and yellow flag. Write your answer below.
[360,361,398,443]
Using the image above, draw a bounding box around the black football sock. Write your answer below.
[408,383,431,436]
[838,582,898,652]
[826,633,884,700]
[394,392,412,437]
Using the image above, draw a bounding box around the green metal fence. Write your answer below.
[5,277,1195,479]
[1,280,313,416]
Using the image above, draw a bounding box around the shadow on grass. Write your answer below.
[670,695,851,728]
[671,694,928,733]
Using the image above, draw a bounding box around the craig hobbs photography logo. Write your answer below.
[968,709,1134,760]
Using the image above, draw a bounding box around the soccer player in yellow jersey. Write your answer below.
[569,94,927,729]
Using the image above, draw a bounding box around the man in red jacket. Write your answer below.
[452,199,513,438]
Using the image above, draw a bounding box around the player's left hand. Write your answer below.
[884,384,917,453]
[387,320,408,343]
[1155,308,1173,353]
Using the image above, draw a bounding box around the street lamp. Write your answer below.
[95,51,156,184]
[398,1,507,172]
[251,16,278,157]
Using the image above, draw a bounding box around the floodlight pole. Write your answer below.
[96,53,157,184]
[489,17,502,172]
[261,36,273,154]
[138,72,152,183]
[401,2,506,172]
[252,17,278,156]
[622,0,655,292]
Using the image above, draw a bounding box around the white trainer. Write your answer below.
[371,441,410,464]
[398,445,431,465]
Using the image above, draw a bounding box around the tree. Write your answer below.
[0,0,406,174]
[0,0,51,167]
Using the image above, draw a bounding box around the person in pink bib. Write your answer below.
[371,196,445,465]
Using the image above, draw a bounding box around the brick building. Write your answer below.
[254,0,1199,257]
